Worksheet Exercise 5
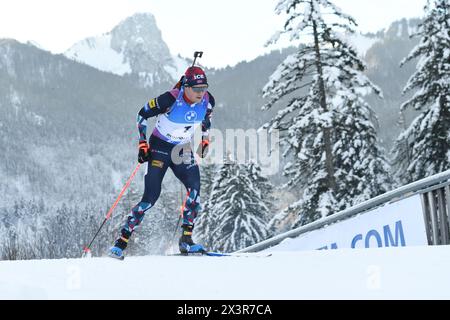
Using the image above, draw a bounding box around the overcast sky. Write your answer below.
[0,0,427,68]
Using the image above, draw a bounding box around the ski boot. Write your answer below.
[108,232,129,260]
[179,224,206,254]
[108,246,124,260]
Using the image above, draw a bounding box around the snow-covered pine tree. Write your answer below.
[195,162,223,250]
[197,159,273,252]
[248,161,277,218]
[199,159,218,216]
[194,160,218,246]
[392,0,450,184]
[263,0,391,227]
[330,44,392,209]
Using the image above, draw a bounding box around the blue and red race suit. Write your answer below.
[117,86,215,244]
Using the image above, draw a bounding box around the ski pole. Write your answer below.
[82,162,142,257]
[167,189,189,253]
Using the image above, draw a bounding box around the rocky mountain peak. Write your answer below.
[64,12,188,86]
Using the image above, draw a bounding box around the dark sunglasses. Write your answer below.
[190,86,208,93]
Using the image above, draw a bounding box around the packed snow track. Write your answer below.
[1,245,450,299]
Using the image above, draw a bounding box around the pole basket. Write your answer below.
[80,163,141,258]
[82,247,92,258]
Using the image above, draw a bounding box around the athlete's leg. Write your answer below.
[170,148,203,252]
[170,148,201,227]
[114,141,172,251]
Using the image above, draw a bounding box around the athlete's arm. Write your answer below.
[202,92,215,136]
[198,92,215,158]
[137,91,177,142]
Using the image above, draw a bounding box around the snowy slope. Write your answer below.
[345,19,421,58]
[1,245,450,299]
[64,34,132,76]
[346,32,381,57]
[64,13,188,85]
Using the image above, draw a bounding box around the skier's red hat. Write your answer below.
[184,66,208,87]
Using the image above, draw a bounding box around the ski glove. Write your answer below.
[197,138,210,158]
[138,141,151,163]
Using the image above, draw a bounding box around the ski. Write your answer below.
[167,251,272,258]
[106,251,272,260]
[218,252,272,258]
[167,252,224,257]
